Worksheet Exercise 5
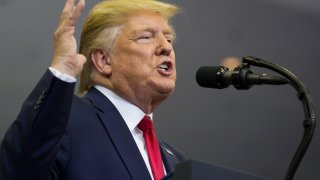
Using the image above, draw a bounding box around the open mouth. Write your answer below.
[157,61,172,73]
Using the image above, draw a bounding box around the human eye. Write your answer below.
[166,35,174,44]
[136,32,153,42]
[139,34,151,39]
[166,37,173,44]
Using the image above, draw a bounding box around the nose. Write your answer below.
[155,35,173,56]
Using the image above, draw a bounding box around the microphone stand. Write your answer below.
[242,56,316,180]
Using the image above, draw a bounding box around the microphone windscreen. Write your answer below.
[196,66,222,88]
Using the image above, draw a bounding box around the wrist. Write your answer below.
[49,67,77,83]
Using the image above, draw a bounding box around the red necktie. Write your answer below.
[138,116,165,180]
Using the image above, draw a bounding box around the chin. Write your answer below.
[149,78,176,95]
[157,83,175,95]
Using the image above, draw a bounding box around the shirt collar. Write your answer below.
[94,85,153,132]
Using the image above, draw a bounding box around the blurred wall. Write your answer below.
[1,0,319,179]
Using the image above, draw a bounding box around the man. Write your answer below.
[0,0,185,179]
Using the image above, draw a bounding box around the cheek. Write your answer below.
[135,48,154,60]
[112,42,156,72]
[130,52,155,72]
[121,47,154,64]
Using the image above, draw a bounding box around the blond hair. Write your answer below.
[78,0,180,93]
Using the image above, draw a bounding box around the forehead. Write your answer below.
[121,11,173,34]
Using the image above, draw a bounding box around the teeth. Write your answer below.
[159,64,168,70]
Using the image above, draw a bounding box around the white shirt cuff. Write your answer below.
[48,67,77,83]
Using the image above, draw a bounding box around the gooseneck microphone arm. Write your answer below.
[196,56,316,180]
[242,56,316,180]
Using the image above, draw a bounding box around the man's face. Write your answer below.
[108,11,176,107]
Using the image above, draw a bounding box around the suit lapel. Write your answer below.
[160,140,186,177]
[85,88,151,180]
[160,143,176,175]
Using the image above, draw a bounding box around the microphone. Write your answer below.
[196,65,289,89]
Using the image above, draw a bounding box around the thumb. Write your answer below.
[75,53,87,73]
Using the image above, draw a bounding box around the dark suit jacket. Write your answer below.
[0,70,185,180]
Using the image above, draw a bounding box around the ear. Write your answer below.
[91,49,112,76]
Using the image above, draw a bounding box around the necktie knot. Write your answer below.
[138,115,154,133]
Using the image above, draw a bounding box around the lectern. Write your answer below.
[164,159,267,180]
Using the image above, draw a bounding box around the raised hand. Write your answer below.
[51,0,86,78]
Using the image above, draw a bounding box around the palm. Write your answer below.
[51,0,86,77]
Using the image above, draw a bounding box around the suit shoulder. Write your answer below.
[71,95,95,112]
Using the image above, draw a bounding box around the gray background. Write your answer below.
[0,0,319,179]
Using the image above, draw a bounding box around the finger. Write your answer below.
[70,0,85,23]
[76,0,85,10]
[62,0,76,14]
[62,0,85,28]
[54,0,85,40]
